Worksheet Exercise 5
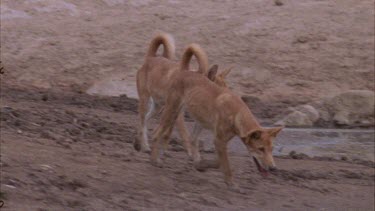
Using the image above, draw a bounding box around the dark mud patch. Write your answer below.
[1,85,138,114]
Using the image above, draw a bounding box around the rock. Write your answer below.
[296,104,320,123]
[296,36,308,43]
[276,104,320,127]
[275,110,314,127]
[289,151,309,159]
[40,164,52,170]
[4,184,16,189]
[41,93,49,101]
[340,156,348,161]
[274,0,283,6]
[332,113,350,125]
[324,90,374,126]
[41,130,61,140]
[40,164,54,173]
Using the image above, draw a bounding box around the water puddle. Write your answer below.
[225,128,374,161]
[276,128,374,161]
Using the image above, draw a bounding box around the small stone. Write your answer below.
[274,0,283,6]
[63,138,74,143]
[340,156,348,161]
[40,164,53,171]
[65,110,76,116]
[14,120,21,127]
[4,185,16,189]
[289,151,309,159]
[297,36,308,43]
[40,130,60,140]
[41,94,48,101]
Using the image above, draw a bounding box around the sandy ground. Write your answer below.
[1,0,374,104]
[1,0,375,210]
[0,84,374,211]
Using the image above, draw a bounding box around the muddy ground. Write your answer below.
[0,84,374,211]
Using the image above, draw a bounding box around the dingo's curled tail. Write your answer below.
[180,43,209,75]
[146,32,175,60]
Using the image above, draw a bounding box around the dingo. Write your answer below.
[150,43,283,189]
[135,32,232,156]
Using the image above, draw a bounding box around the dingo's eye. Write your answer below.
[258,147,265,152]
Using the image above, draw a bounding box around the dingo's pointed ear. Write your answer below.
[220,66,233,78]
[249,130,262,140]
[268,127,283,137]
[241,129,262,144]
[208,64,218,81]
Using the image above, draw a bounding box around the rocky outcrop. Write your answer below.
[275,90,374,128]
[323,90,374,126]
[275,104,320,127]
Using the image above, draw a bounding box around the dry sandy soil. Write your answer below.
[1,0,374,210]
[1,0,374,103]
[0,84,374,211]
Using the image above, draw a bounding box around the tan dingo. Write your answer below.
[150,43,283,189]
[135,32,232,156]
